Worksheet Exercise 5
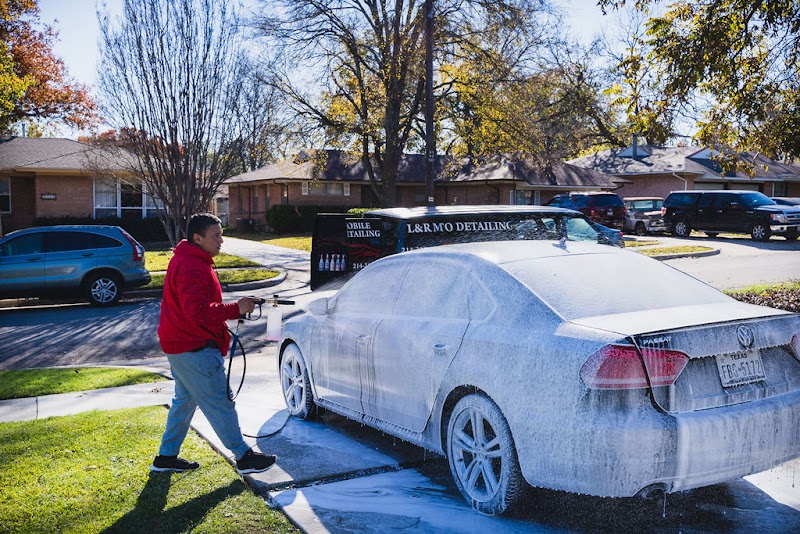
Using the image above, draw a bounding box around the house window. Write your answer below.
[302,181,349,196]
[0,177,10,213]
[94,177,163,219]
[514,190,532,205]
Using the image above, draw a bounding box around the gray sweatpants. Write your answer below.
[158,347,250,460]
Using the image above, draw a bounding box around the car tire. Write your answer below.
[446,393,524,515]
[635,222,647,236]
[280,342,316,419]
[706,232,718,238]
[750,223,771,241]
[84,272,121,306]
[673,219,691,238]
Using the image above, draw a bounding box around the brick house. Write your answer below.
[568,145,800,199]
[0,136,228,236]
[226,150,626,229]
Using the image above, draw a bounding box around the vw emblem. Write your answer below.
[736,325,754,349]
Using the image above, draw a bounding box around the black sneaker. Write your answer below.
[150,455,200,473]
[235,449,276,475]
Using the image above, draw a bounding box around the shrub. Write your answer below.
[265,204,352,233]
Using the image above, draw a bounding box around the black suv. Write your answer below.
[546,192,625,229]
[662,190,800,241]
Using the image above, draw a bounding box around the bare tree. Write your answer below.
[254,0,548,208]
[97,0,245,244]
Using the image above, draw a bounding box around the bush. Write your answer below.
[33,216,168,243]
[265,204,352,233]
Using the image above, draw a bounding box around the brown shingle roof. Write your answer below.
[0,136,134,172]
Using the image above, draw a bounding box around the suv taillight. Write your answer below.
[580,344,689,389]
[661,207,666,216]
[120,229,144,261]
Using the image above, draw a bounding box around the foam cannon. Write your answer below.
[261,294,295,341]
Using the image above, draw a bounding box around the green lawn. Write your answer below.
[0,367,167,400]
[0,406,297,533]
[145,251,261,272]
[142,268,279,290]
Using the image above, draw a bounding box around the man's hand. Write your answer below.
[237,297,257,316]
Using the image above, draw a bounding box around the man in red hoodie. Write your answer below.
[152,213,275,475]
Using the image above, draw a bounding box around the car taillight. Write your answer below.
[791,334,800,361]
[661,207,666,216]
[121,229,144,261]
[580,344,689,389]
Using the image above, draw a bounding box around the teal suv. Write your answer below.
[0,225,151,306]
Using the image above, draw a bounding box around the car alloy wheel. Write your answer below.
[85,273,120,306]
[673,220,691,237]
[635,222,647,236]
[750,223,770,241]
[280,343,315,419]
[446,393,524,515]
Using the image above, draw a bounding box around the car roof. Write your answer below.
[623,196,663,201]
[368,205,581,219]
[1,225,122,239]
[399,239,620,266]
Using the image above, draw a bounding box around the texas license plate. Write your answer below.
[715,350,766,387]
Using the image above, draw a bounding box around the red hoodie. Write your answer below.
[158,240,240,355]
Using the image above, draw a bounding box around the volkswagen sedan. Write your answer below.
[278,240,800,515]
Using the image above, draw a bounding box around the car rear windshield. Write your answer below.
[592,195,623,207]
[505,251,730,320]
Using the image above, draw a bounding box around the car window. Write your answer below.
[394,260,468,319]
[43,231,123,253]
[697,194,715,209]
[592,195,623,207]
[740,192,774,208]
[714,193,739,208]
[572,196,589,209]
[667,193,697,207]
[564,217,598,242]
[0,233,44,256]
[334,261,407,315]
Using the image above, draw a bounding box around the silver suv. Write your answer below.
[0,225,151,305]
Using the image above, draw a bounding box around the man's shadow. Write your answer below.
[102,472,246,533]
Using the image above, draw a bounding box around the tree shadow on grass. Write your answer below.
[102,471,246,533]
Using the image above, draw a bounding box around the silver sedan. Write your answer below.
[279,240,800,515]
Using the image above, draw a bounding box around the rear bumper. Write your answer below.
[519,388,800,497]
[125,269,152,289]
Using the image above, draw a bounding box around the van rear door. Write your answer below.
[311,214,383,289]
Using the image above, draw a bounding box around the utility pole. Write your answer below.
[424,0,435,207]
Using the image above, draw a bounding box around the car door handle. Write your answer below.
[27,257,42,261]
[433,344,448,357]
[82,252,94,257]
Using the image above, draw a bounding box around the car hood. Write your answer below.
[756,204,800,214]
[570,301,790,337]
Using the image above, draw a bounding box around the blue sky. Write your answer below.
[39,0,621,89]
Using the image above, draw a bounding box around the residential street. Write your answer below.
[1,236,799,533]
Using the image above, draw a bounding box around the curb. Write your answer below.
[648,248,721,261]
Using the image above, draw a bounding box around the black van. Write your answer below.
[310,205,624,289]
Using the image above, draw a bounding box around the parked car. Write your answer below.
[623,197,666,235]
[772,197,800,206]
[546,192,625,230]
[279,240,800,515]
[662,190,800,241]
[311,205,623,290]
[0,225,151,306]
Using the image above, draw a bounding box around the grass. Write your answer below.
[145,251,261,272]
[637,245,715,256]
[0,406,297,533]
[623,240,660,248]
[142,269,280,290]
[0,367,167,401]
[222,231,312,252]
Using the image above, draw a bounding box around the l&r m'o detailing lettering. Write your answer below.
[405,220,512,233]
[345,221,380,238]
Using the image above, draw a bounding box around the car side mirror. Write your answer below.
[308,297,329,315]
